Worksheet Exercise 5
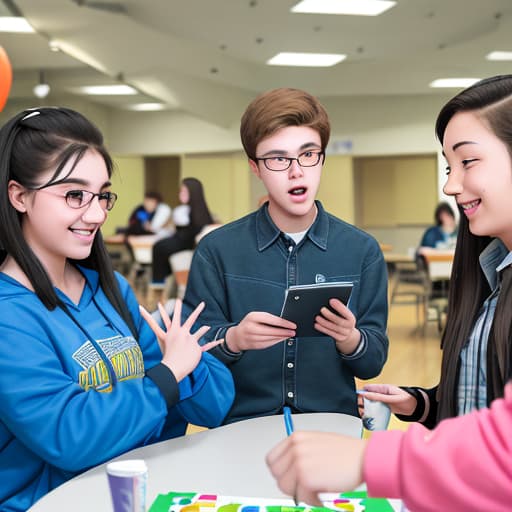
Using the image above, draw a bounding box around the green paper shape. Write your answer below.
[149,492,197,512]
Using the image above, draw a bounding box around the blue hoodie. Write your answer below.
[0,266,234,512]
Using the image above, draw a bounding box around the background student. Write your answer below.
[417,201,458,251]
[266,73,512,512]
[0,107,233,511]
[151,177,213,286]
[125,190,172,238]
[184,88,389,424]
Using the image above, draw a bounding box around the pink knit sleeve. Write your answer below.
[364,383,512,512]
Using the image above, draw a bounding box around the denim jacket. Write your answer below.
[184,201,389,424]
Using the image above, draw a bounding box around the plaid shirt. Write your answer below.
[458,239,512,414]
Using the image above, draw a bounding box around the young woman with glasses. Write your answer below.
[0,107,234,511]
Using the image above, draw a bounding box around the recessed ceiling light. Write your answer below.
[430,78,481,88]
[126,103,166,111]
[486,51,512,61]
[79,85,138,95]
[291,0,396,16]
[49,40,60,52]
[267,52,346,67]
[0,16,34,32]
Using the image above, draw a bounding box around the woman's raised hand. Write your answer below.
[140,299,222,382]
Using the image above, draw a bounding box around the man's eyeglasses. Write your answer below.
[34,188,118,211]
[254,150,325,172]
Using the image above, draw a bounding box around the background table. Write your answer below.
[28,413,364,511]
[420,249,454,282]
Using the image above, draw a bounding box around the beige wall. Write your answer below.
[102,155,145,236]
[317,155,354,224]
[354,154,438,228]
[181,152,251,224]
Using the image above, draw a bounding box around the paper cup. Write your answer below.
[106,459,147,512]
[362,397,391,431]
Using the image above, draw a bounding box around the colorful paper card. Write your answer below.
[149,491,396,512]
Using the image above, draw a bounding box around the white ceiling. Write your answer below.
[3,0,512,127]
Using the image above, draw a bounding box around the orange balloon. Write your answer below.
[0,46,13,112]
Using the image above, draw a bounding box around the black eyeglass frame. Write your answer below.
[254,150,325,172]
[29,186,118,211]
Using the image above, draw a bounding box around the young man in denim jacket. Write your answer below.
[183,88,389,424]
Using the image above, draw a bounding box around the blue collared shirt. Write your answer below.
[184,201,389,424]
[458,239,512,414]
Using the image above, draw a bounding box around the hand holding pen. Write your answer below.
[266,422,367,507]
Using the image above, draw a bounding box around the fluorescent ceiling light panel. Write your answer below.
[486,51,512,61]
[79,85,138,95]
[267,52,346,67]
[291,0,396,16]
[0,16,34,32]
[430,78,481,88]
[127,103,166,111]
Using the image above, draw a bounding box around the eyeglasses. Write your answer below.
[35,188,118,211]
[254,150,325,172]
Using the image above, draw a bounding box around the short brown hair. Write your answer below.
[240,88,331,159]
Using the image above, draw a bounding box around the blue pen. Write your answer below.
[283,406,295,436]
[282,407,299,506]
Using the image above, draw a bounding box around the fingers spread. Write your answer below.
[193,325,211,341]
[157,302,172,330]
[201,339,223,352]
[139,304,164,336]
[182,300,205,330]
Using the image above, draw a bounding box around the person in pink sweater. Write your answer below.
[266,382,512,511]
[267,74,512,511]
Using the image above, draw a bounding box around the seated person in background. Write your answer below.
[418,201,457,251]
[151,177,213,286]
[125,191,172,239]
[417,201,457,298]
[183,87,389,425]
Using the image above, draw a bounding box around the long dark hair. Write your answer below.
[434,201,455,226]
[435,75,512,420]
[182,177,213,230]
[0,107,137,336]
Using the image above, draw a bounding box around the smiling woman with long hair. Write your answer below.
[0,107,233,511]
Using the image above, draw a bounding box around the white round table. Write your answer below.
[28,413,363,511]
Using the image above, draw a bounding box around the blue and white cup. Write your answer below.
[106,459,147,512]
[361,395,391,431]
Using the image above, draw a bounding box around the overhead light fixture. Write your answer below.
[291,0,396,16]
[79,84,138,95]
[430,78,481,88]
[33,71,50,98]
[0,16,34,32]
[267,52,346,67]
[49,40,60,52]
[126,103,166,111]
[486,51,512,61]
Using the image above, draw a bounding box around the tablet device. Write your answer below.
[280,281,353,337]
